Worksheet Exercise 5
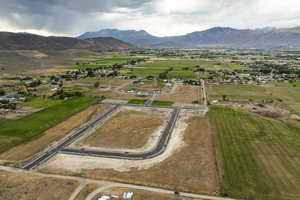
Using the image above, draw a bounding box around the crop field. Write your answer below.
[127,59,247,79]
[209,84,273,102]
[209,106,300,200]
[21,97,62,108]
[69,57,140,69]
[0,97,95,154]
[266,83,300,114]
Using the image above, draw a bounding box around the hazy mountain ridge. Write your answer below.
[78,27,300,48]
[0,32,134,51]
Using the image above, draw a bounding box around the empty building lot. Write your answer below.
[40,109,218,195]
[73,106,170,151]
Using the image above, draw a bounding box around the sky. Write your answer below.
[0,0,300,37]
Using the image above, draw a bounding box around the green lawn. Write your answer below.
[209,106,300,200]
[0,97,96,154]
[128,99,147,105]
[21,97,62,108]
[151,101,173,106]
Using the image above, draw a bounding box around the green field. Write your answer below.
[69,57,140,69]
[267,83,300,114]
[209,106,300,200]
[0,97,95,154]
[128,99,147,104]
[209,84,273,101]
[127,60,247,79]
[151,101,173,106]
[22,97,62,108]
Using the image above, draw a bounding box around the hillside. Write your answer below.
[78,27,300,49]
[0,32,134,51]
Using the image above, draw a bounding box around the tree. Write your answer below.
[94,82,100,88]
[222,95,228,101]
[0,89,5,96]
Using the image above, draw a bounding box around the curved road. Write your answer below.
[59,108,180,160]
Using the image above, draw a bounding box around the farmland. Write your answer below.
[208,84,273,102]
[209,106,300,200]
[0,97,96,154]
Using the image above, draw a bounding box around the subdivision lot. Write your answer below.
[0,103,110,163]
[74,107,166,150]
[93,187,203,200]
[158,83,201,103]
[209,106,300,200]
[0,169,79,200]
[41,110,219,195]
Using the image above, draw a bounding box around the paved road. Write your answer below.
[22,105,120,170]
[60,108,180,160]
[23,101,207,170]
[98,101,208,111]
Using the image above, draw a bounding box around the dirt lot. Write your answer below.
[74,183,101,200]
[158,83,201,103]
[41,111,219,195]
[89,88,147,100]
[75,107,164,150]
[0,169,79,200]
[0,105,111,163]
[94,187,203,200]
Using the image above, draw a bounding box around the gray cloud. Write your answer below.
[0,0,300,36]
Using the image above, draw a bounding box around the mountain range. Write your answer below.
[0,32,133,51]
[78,26,300,49]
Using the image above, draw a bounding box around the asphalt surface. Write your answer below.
[59,108,180,160]
[98,101,208,110]
[23,102,205,170]
[22,105,120,170]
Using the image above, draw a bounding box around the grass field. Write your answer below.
[209,84,273,101]
[151,101,173,106]
[209,106,300,200]
[127,60,247,79]
[266,83,300,114]
[0,170,79,200]
[21,97,62,108]
[69,57,139,69]
[0,97,95,154]
[128,99,147,104]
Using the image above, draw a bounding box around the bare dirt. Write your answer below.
[75,107,165,150]
[74,183,101,200]
[0,105,111,163]
[94,187,202,200]
[40,109,218,195]
[158,83,201,103]
[0,169,79,200]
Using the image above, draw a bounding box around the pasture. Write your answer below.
[0,97,95,154]
[209,106,300,200]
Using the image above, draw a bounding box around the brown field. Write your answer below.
[0,170,79,200]
[76,109,163,149]
[0,105,111,163]
[44,115,219,195]
[93,187,203,200]
[88,89,147,100]
[158,83,201,103]
[74,183,100,200]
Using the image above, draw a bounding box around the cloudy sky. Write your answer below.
[0,0,300,37]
